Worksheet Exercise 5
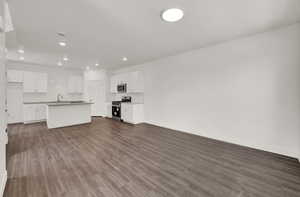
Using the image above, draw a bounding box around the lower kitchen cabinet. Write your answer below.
[121,103,144,124]
[106,103,112,118]
[23,104,46,123]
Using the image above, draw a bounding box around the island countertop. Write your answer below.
[47,102,93,106]
[24,101,93,106]
[46,102,92,129]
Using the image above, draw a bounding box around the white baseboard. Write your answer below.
[144,121,299,159]
[24,119,46,124]
[0,170,7,197]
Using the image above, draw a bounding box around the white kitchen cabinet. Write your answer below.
[23,105,35,122]
[68,75,83,94]
[7,70,23,83]
[36,104,46,120]
[110,71,144,93]
[23,72,35,92]
[110,75,118,93]
[118,73,129,84]
[36,73,48,93]
[127,71,144,93]
[23,71,48,93]
[106,103,112,118]
[121,103,144,124]
[23,104,46,123]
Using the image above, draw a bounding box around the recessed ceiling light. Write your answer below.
[95,63,99,66]
[161,8,184,22]
[59,41,66,47]
[122,57,128,61]
[57,61,63,66]
[19,56,24,60]
[63,56,69,61]
[18,49,24,54]
[86,66,90,70]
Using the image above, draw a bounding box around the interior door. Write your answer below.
[7,83,23,124]
[85,80,105,116]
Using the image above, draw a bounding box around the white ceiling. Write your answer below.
[6,0,300,69]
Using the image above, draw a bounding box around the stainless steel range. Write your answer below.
[112,96,132,120]
[112,101,121,120]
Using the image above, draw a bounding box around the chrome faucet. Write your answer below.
[57,94,63,102]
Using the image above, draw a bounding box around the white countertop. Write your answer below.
[121,102,144,105]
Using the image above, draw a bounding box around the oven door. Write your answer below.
[112,105,121,119]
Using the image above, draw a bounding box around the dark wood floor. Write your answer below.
[4,118,300,197]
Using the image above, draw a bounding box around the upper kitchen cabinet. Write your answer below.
[110,71,144,93]
[110,75,118,93]
[68,75,83,94]
[23,71,48,93]
[127,71,144,93]
[7,70,23,83]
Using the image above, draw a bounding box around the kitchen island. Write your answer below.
[46,102,93,129]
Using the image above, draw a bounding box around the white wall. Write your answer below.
[7,61,84,102]
[0,0,7,195]
[112,23,300,159]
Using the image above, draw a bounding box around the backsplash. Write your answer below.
[111,93,144,103]
[23,93,83,103]
[7,62,84,103]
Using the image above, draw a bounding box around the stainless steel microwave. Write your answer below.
[117,83,127,93]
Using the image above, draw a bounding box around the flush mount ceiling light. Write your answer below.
[59,41,66,47]
[122,57,128,61]
[18,48,24,54]
[161,8,184,22]
[57,32,67,47]
[63,55,69,61]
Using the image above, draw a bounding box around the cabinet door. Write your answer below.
[23,105,36,122]
[110,76,117,93]
[23,72,36,92]
[76,76,83,93]
[122,104,133,123]
[36,73,47,93]
[119,73,129,84]
[7,70,23,83]
[121,104,126,120]
[68,76,75,93]
[106,104,112,118]
[127,71,144,93]
[68,76,83,93]
[35,104,46,120]
[23,72,47,93]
